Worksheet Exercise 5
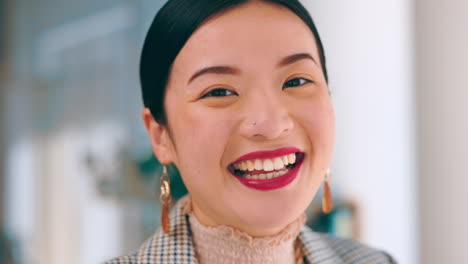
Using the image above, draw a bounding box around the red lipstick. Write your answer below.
[232,147,301,163]
[229,147,304,191]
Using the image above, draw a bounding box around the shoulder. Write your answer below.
[103,234,155,264]
[103,196,197,264]
[299,226,397,264]
[104,253,138,264]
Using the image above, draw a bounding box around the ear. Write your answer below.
[142,108,176,165]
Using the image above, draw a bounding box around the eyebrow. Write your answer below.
[188,66,240,84]
[188,52,317,84]
[277,52,318,68]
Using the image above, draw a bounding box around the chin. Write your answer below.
[229,191,312,236]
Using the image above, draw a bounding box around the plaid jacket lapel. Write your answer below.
[299,227,345,264]
[134,197,198,264]
[298,226,396,264]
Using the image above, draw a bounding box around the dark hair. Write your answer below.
[140,0,328,125]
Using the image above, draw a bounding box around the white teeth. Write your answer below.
[263,159,274,171]
[273,157,285,170]
[240,161,247,171]
[242,169,289,180]
[246,160,255,171]
[234,153,298,173]
[254,159,263,170]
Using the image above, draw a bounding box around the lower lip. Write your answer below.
[232,155,304,191]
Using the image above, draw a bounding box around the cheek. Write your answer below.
[313,103,335,147]
[298,98,335,159]
[166,101,233,182]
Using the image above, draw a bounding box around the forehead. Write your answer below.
[171,1,320,77]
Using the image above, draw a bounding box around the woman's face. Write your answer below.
[147,1,334,236]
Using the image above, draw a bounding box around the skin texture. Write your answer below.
[143,1,335,237]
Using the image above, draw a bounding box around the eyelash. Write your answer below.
[200,88,237,99]
[200,78,312,99]
[282,77,312,89]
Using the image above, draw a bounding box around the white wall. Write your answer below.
[416,0,468,263]
[4,138,41,264]
[305,1,417,263]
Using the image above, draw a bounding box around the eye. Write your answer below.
[200,88,237,99]
[283,77,312,89]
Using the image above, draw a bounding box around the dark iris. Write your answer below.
[201,88,234,98]
[283,78,310,89]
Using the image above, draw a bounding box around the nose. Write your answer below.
[239,93,294,141]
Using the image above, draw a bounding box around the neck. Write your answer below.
[190,200,286,237]
[183,197,306,264]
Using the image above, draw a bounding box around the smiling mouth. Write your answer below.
[228,152,304,180]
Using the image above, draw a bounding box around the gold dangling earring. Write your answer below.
[322,169,333,214]
[160,165,172,234]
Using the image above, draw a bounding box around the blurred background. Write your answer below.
[0,0,467,263]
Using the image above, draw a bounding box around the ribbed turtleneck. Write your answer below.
[182,197,306,264]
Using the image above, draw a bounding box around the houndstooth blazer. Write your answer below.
[105,197,396,264]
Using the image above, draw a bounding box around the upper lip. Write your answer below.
[230,146,302,164]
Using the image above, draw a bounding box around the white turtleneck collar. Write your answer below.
[182,197,306,264]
